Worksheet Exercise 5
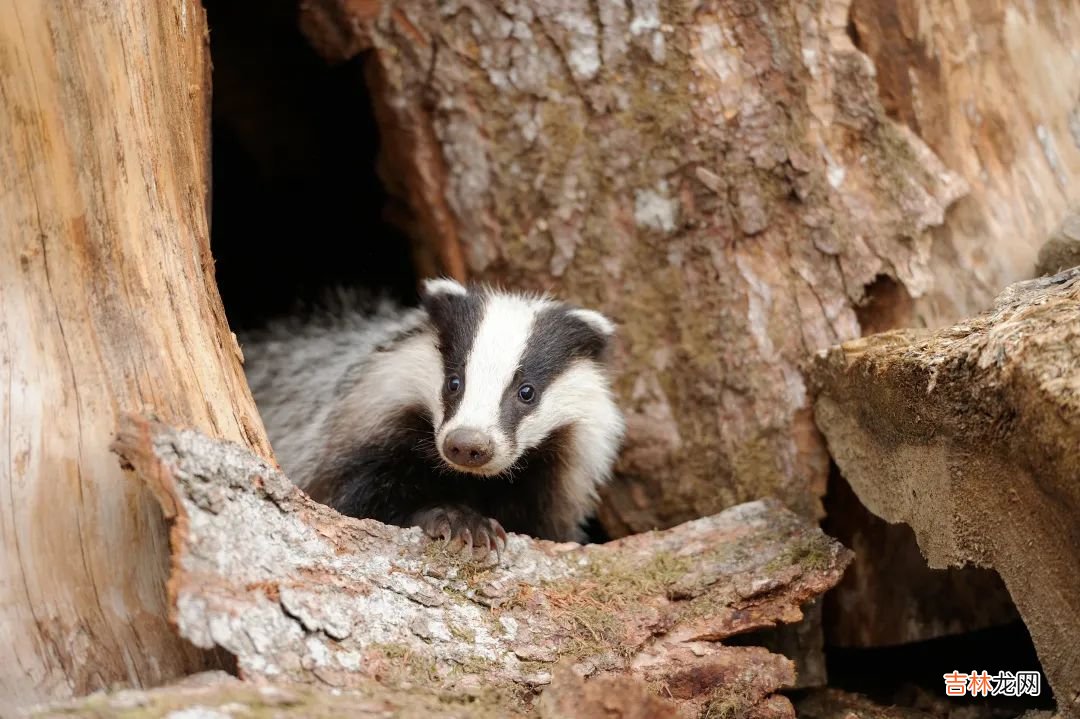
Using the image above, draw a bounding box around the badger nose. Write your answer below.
[444,429,494,468]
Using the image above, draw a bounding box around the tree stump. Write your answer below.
[0,0,271,707]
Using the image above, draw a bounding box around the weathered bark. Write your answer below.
[810,268,1080,716]
[0,1,272,707]
[111,415,853,718]
[827,0,1080,649]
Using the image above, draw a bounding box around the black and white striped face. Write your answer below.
[420,278,621,477]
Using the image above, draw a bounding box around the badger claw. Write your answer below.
[412,506,506,562]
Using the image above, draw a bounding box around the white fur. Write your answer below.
[422,277,468,297]
[434,292,551,474]
[567,307,616,337]
[241,302,439,489]
[337,333,444,444]
[516,360,625,515]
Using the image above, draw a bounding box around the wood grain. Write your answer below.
[0,0,272,707]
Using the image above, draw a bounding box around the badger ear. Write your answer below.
[564,307,616,360]
[567,308,616,338]
[421,277,468,299]
[420,278,468,328]
[420,277,481,343]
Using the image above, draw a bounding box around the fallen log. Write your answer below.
[108,415,852,717]
[810,267,1080,716]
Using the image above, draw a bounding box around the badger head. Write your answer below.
[420,278,624,483]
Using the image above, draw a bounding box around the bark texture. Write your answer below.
[826,0,1080,649]
[111,415,853,718]
[0,0,272,707]
[850,0,1080,317]
[301,0,977,534]
[810,268,1080,716]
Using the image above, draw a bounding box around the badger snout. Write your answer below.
[443,428,494,469]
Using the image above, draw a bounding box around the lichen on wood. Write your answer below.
[110,414,852,717]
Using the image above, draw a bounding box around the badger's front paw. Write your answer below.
[411,505,507,560]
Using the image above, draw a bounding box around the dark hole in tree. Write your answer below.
[856,274,915,336]
[816,465,1051,712]
[204,0,416,332]
[201,0,615,545]
[818,622,1055,714]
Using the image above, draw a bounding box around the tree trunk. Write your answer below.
[849,0,1080,318]
[0,1,272,707]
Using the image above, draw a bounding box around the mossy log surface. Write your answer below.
[810,268,1080,717]
[104,415,852,718]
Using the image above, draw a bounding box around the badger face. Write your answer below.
[420,278,622,478]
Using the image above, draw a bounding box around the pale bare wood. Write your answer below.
[0,1,272,707]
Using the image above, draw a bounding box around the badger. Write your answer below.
[240,278,625,556]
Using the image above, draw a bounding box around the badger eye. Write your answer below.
[446,375,462,394]
[517,384,536,403]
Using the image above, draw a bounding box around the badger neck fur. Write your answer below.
[241,278,625,547]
